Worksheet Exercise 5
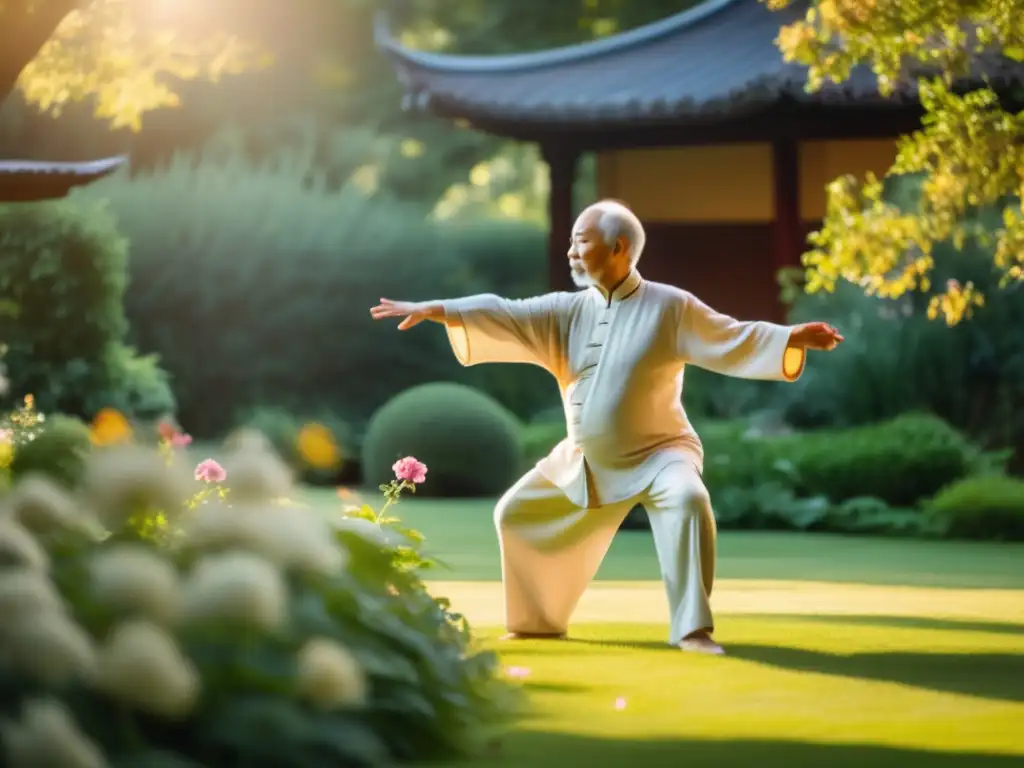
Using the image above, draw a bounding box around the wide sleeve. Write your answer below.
[441,292,567,373]
[677,293,805,382]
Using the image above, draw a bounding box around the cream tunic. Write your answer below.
[442,270,805,509]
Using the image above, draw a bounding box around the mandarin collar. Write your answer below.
[592,269,643,306]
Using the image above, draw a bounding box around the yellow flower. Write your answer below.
[296,637,368,709]
[296,423,341,471]
[89,408,133,446]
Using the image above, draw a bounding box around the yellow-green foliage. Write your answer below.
[15,0,264,131]
[926,473,1024,541]
[769,0,1024,323]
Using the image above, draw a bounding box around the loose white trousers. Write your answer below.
[494,461,716,645]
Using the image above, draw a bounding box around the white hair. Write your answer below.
[591,200,646,266]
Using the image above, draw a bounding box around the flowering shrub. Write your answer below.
[0,418,519,766]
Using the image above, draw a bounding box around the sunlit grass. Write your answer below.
[304,488,1024,765]
[454,617,1024,767]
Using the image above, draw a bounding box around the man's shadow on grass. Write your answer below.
[487,733,1024,768]
[575,615,1024,703]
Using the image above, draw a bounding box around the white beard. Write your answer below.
[570,267,596,289]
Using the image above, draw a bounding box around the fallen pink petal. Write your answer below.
[614,697,627,710]
[504,666,531,680]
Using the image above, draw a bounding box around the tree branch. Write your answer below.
[0,0,83,102]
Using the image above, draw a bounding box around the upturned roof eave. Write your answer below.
[373,0,746,75]
[0,155,128,202]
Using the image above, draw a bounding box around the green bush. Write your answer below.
[74,132,553,436]
[925,474,1024,541]
[821,496,924,536]
[85,342,178,421]
[362,383,523,497]
[438,220,547,301]
[0,438,518,766]
[617,416,970,536]
[0,202,112,413]
[8,413,93,488]
[0,201,174,421]
[774,413,973,507]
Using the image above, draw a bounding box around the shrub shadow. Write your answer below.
[521,681,589,694]
[727,645,1024,703]
[736,614,1024,636]
[472,733,1024,767]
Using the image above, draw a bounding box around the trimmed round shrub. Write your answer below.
[925,474,1024,541]
[9,413,93,488]
[362,383,522,497]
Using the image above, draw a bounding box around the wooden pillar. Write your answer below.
[772,138,802,321]
[543,144,579,292]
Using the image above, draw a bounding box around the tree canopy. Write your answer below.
[768,0,1024,324]
[2,0,269,131]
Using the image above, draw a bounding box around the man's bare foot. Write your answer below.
[678,631,725,655]
[500,632,567,641]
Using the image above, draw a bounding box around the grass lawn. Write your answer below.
[306,490,1024,766]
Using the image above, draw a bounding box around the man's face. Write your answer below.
[567,208,617,288]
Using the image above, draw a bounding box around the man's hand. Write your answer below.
[789,322,844,351]
[369,298,444,330]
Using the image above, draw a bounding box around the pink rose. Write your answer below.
[392,456,427,484]
[171,432,193,448]
[194,458,226,484]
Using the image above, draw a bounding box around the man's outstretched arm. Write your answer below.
[370,293,568,372]
[676,293,843,382]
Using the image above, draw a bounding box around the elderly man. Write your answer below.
[370,199,843,654]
